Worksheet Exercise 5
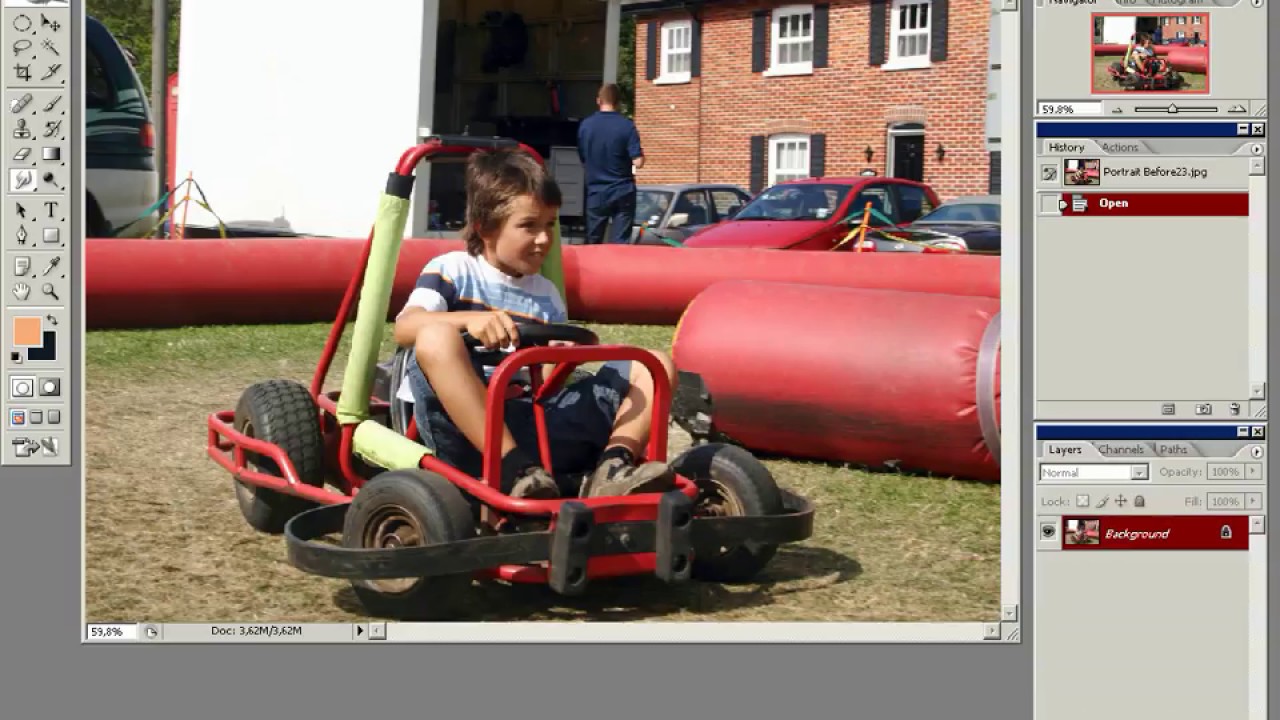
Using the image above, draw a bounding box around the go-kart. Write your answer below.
[205,136,814,620]
[1106,53,1185,91]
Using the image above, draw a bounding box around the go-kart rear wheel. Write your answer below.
[233,380,327,534]
[342,469,477,620]
[671,443,784,583]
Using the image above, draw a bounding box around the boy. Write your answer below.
[1128,33,1155,74]
[393,148,678,501]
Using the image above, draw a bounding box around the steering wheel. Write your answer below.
[460,322,599,364]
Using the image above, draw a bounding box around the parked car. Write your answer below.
[680,176,940,251]
[859,195,1001,254]
[630,183,753,245]
[85,16,158,237]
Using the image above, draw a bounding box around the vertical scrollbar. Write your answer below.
[1,0,72,468]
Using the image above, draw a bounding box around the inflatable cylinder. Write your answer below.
[1093,43,1174,57]
[86,237,465,329]
[1166,46,1208,74]
[87,238,1000,328]
[563,245,999,325]
[673,281,1002,482]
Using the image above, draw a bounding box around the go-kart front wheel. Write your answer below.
[671,443,785,583]
[342,469,477,620]
[233,380,327,534]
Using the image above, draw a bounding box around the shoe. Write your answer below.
[510,465,561,500]
[581,456,676,498]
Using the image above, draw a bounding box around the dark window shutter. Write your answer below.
[646,21,658,80]
[751,10,768,73]
[813,4,829,68]
[931,0,950,62]
[809,134,826,178]
[749,135,766,193]
[869,0,887,66]
[988,151,1002,194]
[691,16,702,77]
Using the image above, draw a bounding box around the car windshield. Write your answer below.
[733,184,852,221]
[636,190,673,225]
[917,202,1000,224]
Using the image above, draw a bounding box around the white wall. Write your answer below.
[174,0,429,237]
[1101,16,1136,45]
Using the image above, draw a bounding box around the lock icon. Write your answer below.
[1221,525,1233,539]
[1134,495,1145,508]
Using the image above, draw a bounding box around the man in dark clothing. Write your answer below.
[577,84,645,244]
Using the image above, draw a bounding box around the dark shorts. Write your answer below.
[406,356,632,495]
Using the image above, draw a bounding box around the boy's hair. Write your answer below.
[461,149,562,256]
[1134,32,1150,44]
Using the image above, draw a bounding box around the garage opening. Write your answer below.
[426,0,617,237]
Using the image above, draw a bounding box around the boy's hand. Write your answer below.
[465,311,520,350]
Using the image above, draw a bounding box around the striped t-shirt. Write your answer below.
[395,251,568,401]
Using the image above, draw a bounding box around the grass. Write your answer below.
[1094,55,1207,92]
[84,322,1001,623]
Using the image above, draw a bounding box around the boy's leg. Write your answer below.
[578,352,681,497]
[412,323,558,498]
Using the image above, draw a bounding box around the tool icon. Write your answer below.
[40,40,58,57]
[41,283,57,301]
[41,171,61,189]
[13,39,31,56]
[43,119,60,137]
[13,282,30,300]
[15,63,31,81]
[42,95,60,112]
[10,92,32,112]
[13,14,32,32]
[15,225,26,244]
[15,257,30,276]
[13,118,31,138]
[40,63,61,81]
[13,437,39,458]
[42,256,60,275]
[13,147,30,161]
[11,169,34,191]
[16,202,27,218]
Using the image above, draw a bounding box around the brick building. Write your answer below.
[1157,15,1208,44]
[624,0,1001,201]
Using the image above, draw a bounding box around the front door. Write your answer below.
[892,133,925,182]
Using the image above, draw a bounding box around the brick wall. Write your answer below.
[1158,14,1209,43]
[632,0,995,202]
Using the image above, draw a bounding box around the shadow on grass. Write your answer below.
[330,544,862,622]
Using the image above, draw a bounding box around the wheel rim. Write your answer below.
[361,505,426,594]
[694,475,746,557]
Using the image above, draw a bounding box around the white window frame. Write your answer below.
[1192,15,1202,24]
[765,4,815,77]
[884,0,933,71]
[768,133,811,187]
[656,19,693,85]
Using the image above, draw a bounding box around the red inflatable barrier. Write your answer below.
[86,238,1001,328]
[1166,46,1208,74]
[672,280,1002,482]
[86,237,464,328]
[1093,43,1173,56]
[562,244,999,325]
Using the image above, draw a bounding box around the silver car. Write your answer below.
[630,183,752,246]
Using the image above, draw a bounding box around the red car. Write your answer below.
[680,176,941,251]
